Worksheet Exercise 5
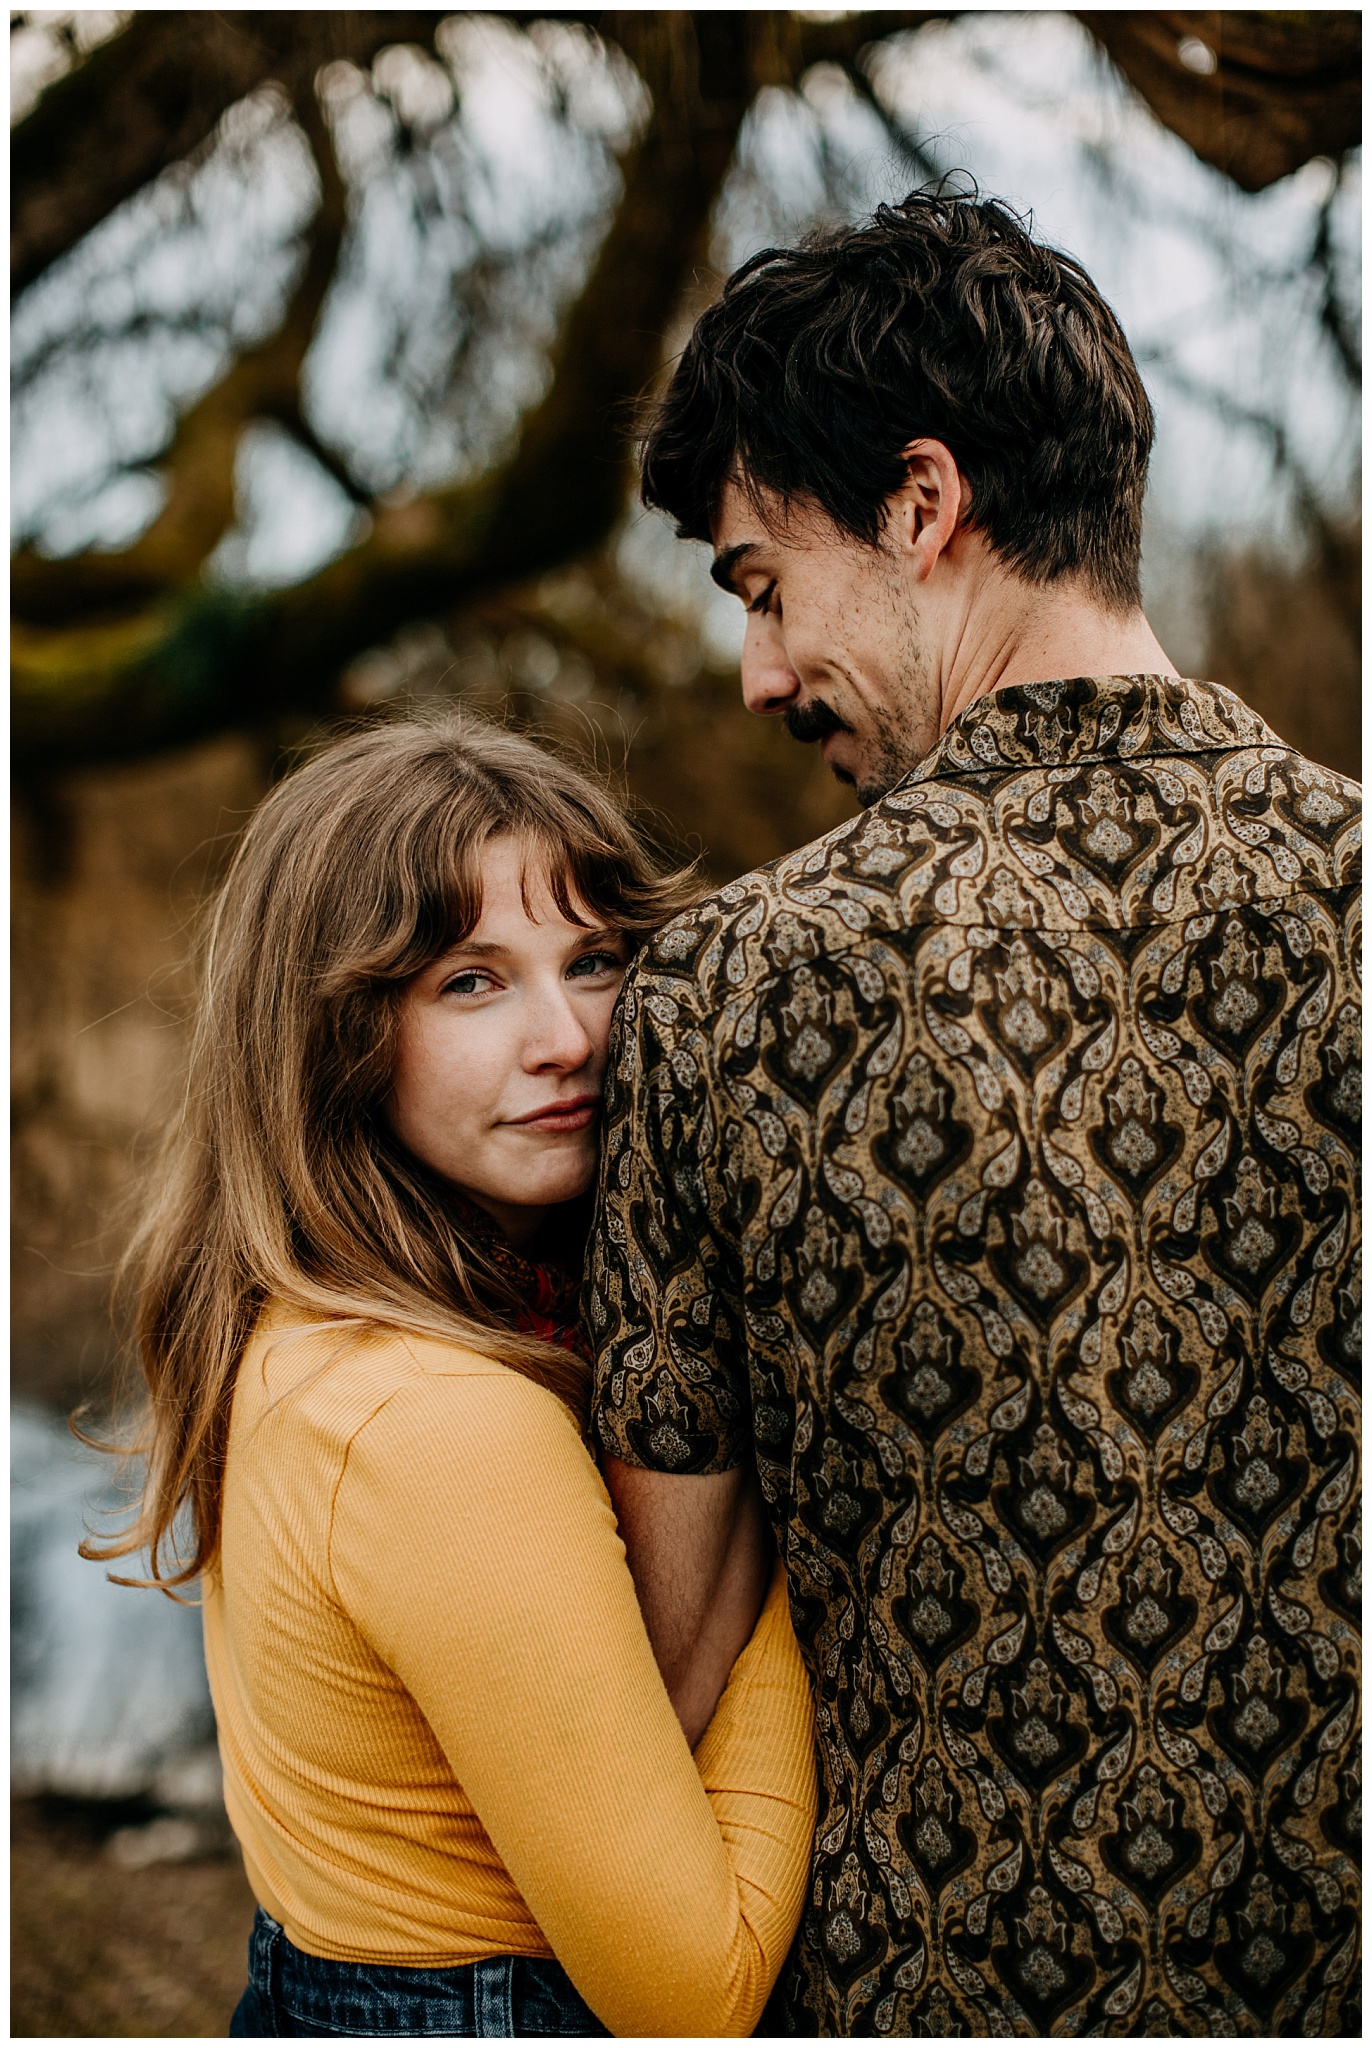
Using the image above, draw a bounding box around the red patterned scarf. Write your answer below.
[452,1194,589,1360]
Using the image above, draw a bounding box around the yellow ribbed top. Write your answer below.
[202,1305,816,2037]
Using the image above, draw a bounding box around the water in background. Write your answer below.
[11,1403,216,1798]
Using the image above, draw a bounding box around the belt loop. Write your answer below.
[266,1916,281,2004]
[250,1910,284,2037]
[474,1954,515,2037]
[251,1909,277,1991]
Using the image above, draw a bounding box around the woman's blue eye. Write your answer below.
[568,950,623,979]
[443,971,489,996]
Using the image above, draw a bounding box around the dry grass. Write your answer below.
[11,1797,256,2038]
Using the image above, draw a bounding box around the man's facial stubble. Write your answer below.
[783,567,936,805]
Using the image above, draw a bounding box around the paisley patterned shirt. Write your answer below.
[589,675,1361,2038]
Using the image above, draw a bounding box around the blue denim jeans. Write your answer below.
[230,1908,610,2036]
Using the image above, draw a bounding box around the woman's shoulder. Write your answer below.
[240,1300,581,1456]
[246,1298,506,1380]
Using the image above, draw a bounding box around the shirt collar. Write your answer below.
[903,674,1280,785]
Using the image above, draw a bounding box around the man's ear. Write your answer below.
[887,439,971,579]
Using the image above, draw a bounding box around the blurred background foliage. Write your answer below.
[7,13,1362,2033]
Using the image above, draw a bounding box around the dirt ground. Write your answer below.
[11,1797,256,2038]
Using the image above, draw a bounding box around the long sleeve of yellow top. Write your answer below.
[202,1310,816,2039]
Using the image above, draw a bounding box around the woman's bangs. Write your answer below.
[526,827,612,931]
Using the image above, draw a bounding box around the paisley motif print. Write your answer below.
[589,676,1361,2036]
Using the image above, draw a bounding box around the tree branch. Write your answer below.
[1141,348,1360,637]
[12,10,445,297]
[12,13,778,768]
[1076,11,1360,193]
[12,74,356,624]
[13,9,1362,774]
[841,57,944,187]
[1311,172,1361,391]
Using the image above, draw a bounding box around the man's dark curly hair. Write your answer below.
[640,188,1155,610]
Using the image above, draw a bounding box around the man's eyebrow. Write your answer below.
[709,541,757,595]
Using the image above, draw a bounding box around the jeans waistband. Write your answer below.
[244,1907,606,2037]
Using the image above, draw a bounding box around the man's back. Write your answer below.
[592,673,1360,2036]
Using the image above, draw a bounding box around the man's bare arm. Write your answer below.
[605,1458,775,1749]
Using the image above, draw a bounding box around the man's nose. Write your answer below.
[740,614,802,718]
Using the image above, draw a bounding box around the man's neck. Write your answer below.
[936,574,1181,737]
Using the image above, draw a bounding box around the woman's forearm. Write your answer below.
[333,1364,815,2036]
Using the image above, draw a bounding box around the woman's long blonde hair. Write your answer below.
[83,714,694,1591]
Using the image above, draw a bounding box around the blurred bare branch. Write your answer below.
[12,15,752,764]
[1312,175,1361,389]
[1078,11,1360,194]
[12,75,352,620]
[843,59,943,187]
[11,11,445,295]
[10,8,1361,775]
[1139,348,1359,639]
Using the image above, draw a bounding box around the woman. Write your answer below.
[86,717,815,2038]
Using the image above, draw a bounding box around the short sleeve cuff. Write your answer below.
[592,1369,747,1475]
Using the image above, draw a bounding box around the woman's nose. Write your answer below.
[740,613,802,718]
[523,987,596,1072]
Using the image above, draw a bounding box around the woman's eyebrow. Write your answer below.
[438,926,621,962]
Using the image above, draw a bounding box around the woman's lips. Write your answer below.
[508,1095,599,1134]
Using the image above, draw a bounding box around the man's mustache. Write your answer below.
[784,697,851,745]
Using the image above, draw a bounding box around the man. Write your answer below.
[588,193,1360,2036]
